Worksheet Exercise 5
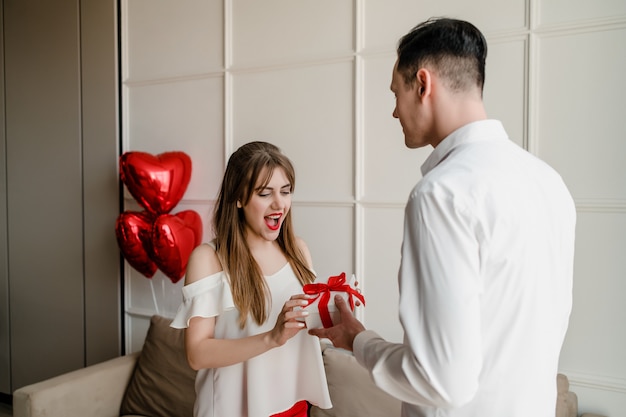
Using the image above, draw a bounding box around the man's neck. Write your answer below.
[433,94,487,147]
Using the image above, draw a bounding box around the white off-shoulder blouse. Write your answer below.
[171,263,332,417]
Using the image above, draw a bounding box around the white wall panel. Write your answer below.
[559,210,626,416]
[534,28,626,201]
[232,62,354,201]
[484,38,526,147]
[568,384,624,417]
[126,77,225,200]
[362,206,404,342]
[127,315,151,353]
[362,0,527,52]
[560,211,626,376]
[292,205,354,281]
[362,54,428,202]
[124,0,223,80]
[538,0,626,26]
[231,0,353,67]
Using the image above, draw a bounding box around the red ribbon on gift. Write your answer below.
[303,272,366,328]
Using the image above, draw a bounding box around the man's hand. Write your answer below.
[308,294,366,351]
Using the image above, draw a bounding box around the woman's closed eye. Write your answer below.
[258,187,291,197]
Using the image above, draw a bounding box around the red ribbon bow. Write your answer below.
[303,272,365,328]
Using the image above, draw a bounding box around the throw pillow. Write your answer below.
[310,345,401,417]
[120,315,197,417]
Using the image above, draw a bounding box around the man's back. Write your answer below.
[393,120,576,416]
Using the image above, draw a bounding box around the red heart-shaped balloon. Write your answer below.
[151,210,203,283]
[120,151,192,215]
[115,210,158,278]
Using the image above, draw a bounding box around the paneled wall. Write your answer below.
[120,1,626,414]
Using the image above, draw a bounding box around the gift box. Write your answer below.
[302,272,365,329]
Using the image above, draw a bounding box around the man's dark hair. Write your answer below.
[397,17,488,94]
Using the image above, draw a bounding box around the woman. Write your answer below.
[171,141,332,417]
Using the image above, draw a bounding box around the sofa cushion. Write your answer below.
[556,373,578,417]
[310,345,401,417]
[120,315,197,417]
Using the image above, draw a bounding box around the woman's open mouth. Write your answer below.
[265,213,282,231]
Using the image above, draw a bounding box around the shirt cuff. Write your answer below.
[353,329,383,366]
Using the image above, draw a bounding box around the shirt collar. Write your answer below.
[420,119,508,176]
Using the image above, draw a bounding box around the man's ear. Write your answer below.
[416,68,431,98]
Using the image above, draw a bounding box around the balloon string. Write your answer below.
[150,279,160,315]
[161,279,167,313]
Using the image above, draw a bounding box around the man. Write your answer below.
[309,17,576,417]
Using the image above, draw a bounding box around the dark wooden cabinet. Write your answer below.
[0,0,121,394]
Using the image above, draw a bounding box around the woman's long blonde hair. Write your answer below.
[213,141,315,327]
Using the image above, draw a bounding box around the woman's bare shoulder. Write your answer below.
[184,243,223,285]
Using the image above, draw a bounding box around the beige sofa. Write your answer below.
[13,315,605,417]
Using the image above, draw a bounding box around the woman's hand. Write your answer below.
[266,294,311,347]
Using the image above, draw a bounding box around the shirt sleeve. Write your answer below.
[170,270,235,329]
[354,186,483,408]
